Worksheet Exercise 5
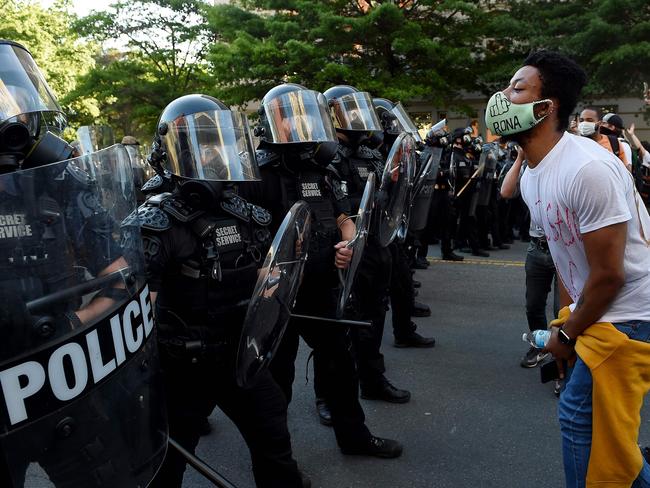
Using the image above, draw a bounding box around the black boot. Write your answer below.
[395,331,436,348]
[315,398,332,426]
[442,251,464,261]
[361,377,411,404]
[411,301,431,317]
[341,436,403,459]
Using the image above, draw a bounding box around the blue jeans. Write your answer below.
[559,321,650,488]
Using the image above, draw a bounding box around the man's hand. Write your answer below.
[543,327,576,378]
[334,240,353,269]
[628,123,636,136]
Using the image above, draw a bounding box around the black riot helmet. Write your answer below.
[256,83,338,166]
[452,126,473,147]
[323,85,383,148]
[0,40,72,174]
[425,119,450,148]
[154,93,260,206]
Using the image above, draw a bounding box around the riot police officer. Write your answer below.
[324,89,410,405]
[246,83,403,459]
[452,127,489,257]
[370,97,436,349]
[139,94,306,488]
[423,125,464,261]
[0,40,166,488]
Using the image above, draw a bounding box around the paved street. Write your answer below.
[186,241,650,488]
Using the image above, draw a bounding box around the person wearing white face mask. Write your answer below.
[578,107,630,169]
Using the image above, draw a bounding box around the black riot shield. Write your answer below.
[0,145,167,487]
[336,173,375,319]
[236,201,311,388]
[376,132,415,247]
[477,142,499,207]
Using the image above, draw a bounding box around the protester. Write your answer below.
[487,49,650,487]
[578,107,630,168]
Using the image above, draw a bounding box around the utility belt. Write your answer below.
[530,236,549,252]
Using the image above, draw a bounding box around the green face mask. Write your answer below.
[484,91,552,136]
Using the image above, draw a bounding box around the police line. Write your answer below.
[0,284,154,428]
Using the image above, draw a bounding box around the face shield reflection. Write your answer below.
[264,90,337,144]
[330,92,382,132]
[0,43,62,124]
[391,103,422,143]
[162,110,260,181]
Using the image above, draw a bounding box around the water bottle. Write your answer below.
[522,330,551,348]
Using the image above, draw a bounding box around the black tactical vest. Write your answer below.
[337,144,384,213]
[135,191,271,343]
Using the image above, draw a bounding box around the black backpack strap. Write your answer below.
[607,135,621,159]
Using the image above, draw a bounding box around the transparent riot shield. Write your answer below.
[0,145,167,487]
[336,173,375,319]
[477,142,499,207]
[408,146,442,232]
[376,132,415,247]
[236,202,311,388]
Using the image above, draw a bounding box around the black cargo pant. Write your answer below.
[270,276,373,451]
[389,242,417,340]
[347,240,392,389]
[426,187,455,256]
[150,347,302,488]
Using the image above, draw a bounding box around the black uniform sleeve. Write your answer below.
[141,231,170,293]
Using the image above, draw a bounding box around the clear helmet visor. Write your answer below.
[162,110,260,181]
[391,102,423,143]
[330,92,382,132]
[76,126,116,155]
[0,43,62,125]
[263,90,337,144]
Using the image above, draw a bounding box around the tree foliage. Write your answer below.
[0,0,98,126]
[206,0,487,109]
[70,0,213,139]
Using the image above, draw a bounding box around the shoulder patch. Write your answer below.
[249,204,272,226]
[221,195,250,222]
[256,148,280,168]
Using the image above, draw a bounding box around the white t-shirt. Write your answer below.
[520,132,650,323]
[620,139,632,168]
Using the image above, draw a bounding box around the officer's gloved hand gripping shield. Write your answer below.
[0,144,167,487]
[236,201,311,388]
[376,132,416,247]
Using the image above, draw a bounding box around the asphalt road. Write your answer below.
[186,241,650,488]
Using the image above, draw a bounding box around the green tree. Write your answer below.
[72,0,213,140]
[0,0,99,128]
[481,0,650,98]
[205,0,488,111]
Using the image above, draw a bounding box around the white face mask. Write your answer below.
[578,121,596,136]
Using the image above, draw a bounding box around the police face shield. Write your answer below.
[0,43,62,127]
[390,102,423,144]
[263,90,337,144]
[330,92,383,132]
[0,144,166,486]
[162,109,260,181]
